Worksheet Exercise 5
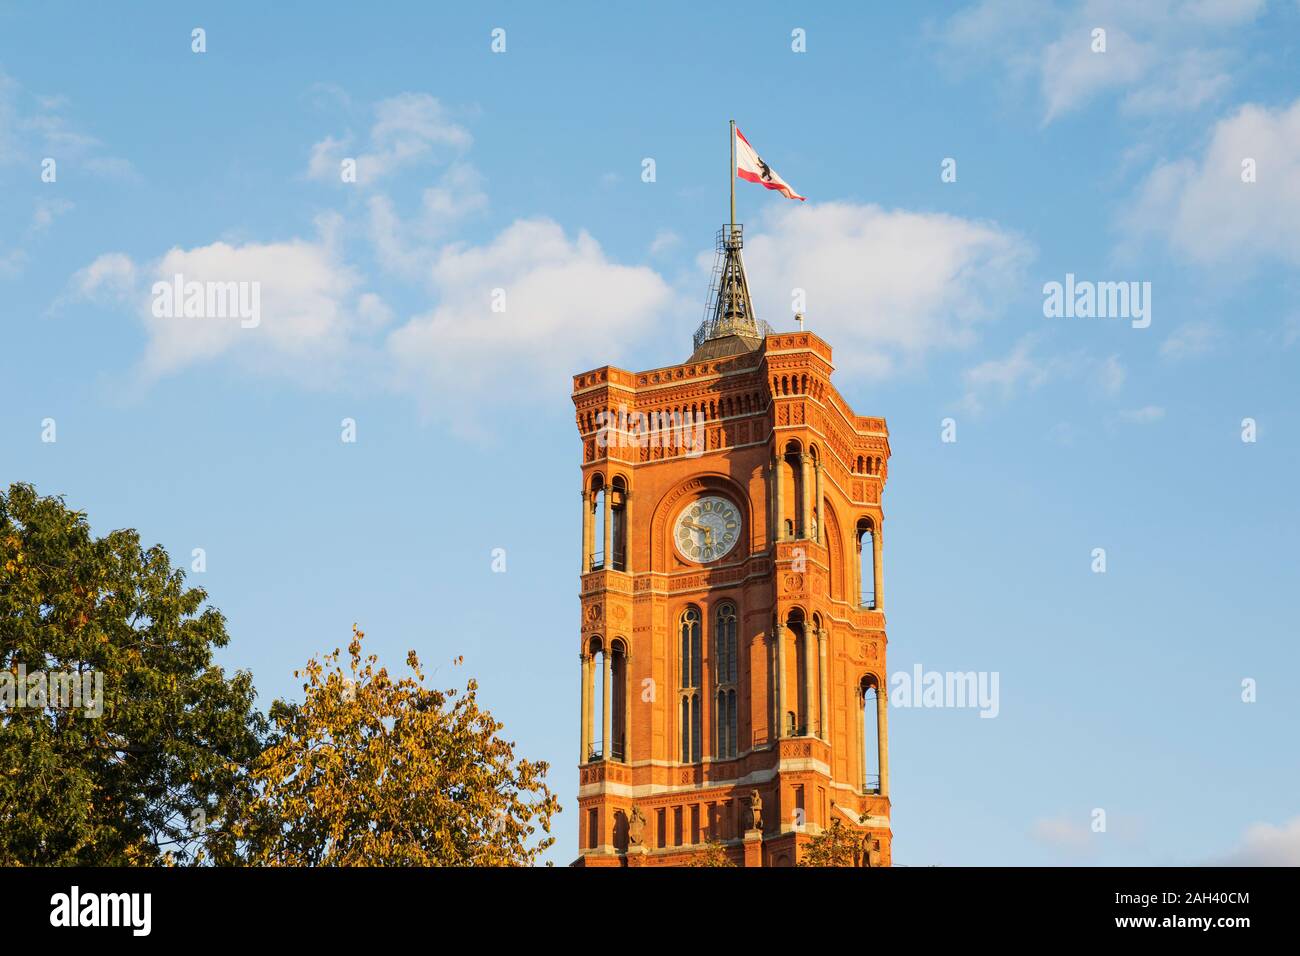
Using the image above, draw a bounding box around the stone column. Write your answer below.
[602,650,612,760]
[873,519,884,610]
[817,627,829,742]
[855,684,865,791]
[800,454,812,539]
[774,456,786,542]
[769,458,777,546]
[622,490,631,571]
[802,623,814,736]
[877,682,890,797]
[814,458,824,544]
[775,616,787,738]
[580,491,590,573]
[764,632,774,743]
[622,652,631,763]
[602,485,613,570]
[580,653,590,763]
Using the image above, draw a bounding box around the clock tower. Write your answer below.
[572,226,892,866]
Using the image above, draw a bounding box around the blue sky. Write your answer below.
[3,1,1298,865]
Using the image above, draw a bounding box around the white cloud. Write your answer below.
[1119,404,1165,423]
[649,229,681,256]
[30,197,73,233]
[142,228,374,381]
[366,165,488,277]
[0,68,132,176]
[0,248,25,280]
[74,218,388,385]
[741,201,1031,379]
[70,252,136,299]
[1041,25,1152,123]
[1127,98,1300,266]
[959,335,1054,413]
[957,335,1125,413]
[938,0,1262,124]
[1097,354,1126,395]
[386,218,674,430]
[1160,321,1219,359]
[1212,816,1300,866]
[307,93,471,185]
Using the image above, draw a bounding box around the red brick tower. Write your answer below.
[572,226,891,866]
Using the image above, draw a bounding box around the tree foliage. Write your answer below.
[798,819,872,867]
[0,482,266,865]
[688,841,737,867]
[235,627,559,866]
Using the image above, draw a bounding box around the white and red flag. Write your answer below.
[734,126,805,201]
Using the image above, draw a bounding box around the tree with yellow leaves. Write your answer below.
[798,818,868,867]
[688,841,737,866]
[234,627,559,866]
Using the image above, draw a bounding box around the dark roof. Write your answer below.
[687,332,765,363]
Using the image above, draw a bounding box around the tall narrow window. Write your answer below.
[611,477,628,571]
[590,476,606,571]
[610,640,627,761]
[680,606,702,762]
[686,691,696,764]
[680,606,701,689]
[714,602,739,758]
[861,676,881,794]
[857,517,876,609]
[715,603,737,683]
[690,694,701,763]
[591,646,605,761]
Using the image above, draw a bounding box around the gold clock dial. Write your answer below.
[673,496,741,563]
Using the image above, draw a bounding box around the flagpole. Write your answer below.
[729,119,736,237]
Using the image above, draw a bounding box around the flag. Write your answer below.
[734,126,805,201]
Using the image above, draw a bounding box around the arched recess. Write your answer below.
[648,473,753,573]
[678,606,702,763]
[610,638,628,762]
[779,439,805,540]
[588,474,607,571]
[858,673,886,796]
[610,475,629,571]
[822,497,845,601]
[613,809,629,852]
[584,635,606,762]
[784,606,809,737]
[713,601,739,759]
[856,516,877,609]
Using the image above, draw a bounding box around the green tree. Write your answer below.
[235,627,559,866]
[0,483,266,865]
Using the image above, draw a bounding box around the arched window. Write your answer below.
[589,475,606,571]
[780,440,804,539]
[860,675,882,795]
[610,639,627,762]
[857,517,876,610]
[714,603,739,758]
[610,477,628,571]
[680,607,702,763]
[786,607,810,737]
[680,606,701,689]
[590,640,606,761]
[714,603,737,684]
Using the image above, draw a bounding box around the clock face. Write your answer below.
[674,496,742,563]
